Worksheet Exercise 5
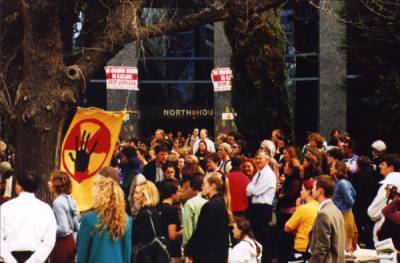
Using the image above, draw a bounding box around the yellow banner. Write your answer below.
[60,107,125,211]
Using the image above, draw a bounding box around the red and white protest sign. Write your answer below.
[211,68,233,92]
[105,66,138,90]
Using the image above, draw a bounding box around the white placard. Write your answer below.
[105,66,138,90]
[211,67,233,92]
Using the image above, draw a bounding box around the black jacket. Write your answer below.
[184,194,229,263]
[143,160,157,183]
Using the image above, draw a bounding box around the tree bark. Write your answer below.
[14,0,78,201]
[0,0,287,202]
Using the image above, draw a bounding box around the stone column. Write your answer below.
[319,1,347,137]
[107,43,139,140]
[213,22,234,137]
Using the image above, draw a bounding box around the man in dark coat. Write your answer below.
[143,143,168,183]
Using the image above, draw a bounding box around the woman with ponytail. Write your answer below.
[184,172,231,263]
[77,176,132,263]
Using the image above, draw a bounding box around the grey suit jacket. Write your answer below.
[309,199,345,263]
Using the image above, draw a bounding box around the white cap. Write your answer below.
[371,140,387,152]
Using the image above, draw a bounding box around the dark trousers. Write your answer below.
[277,212,295,263]
[11,251,35,263]
[246,203,272,263]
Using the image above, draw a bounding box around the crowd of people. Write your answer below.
[0,127,400,263]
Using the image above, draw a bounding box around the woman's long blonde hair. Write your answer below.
[93,176,127,241]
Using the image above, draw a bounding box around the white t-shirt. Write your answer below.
[229,238,262,263]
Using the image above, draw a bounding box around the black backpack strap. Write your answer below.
[145,209,157,238]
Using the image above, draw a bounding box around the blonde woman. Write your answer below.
[77,177,132,263]
[184,172,231,263]
[132,180,169,263]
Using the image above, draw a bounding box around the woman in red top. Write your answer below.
[227,157,250,217]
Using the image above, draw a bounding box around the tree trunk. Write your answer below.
[14,0,78,202]
[225,9,294,151]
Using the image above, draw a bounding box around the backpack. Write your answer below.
[133,209,170,263]
[218,160,232,176]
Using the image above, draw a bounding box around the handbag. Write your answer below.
[133,209,170,263]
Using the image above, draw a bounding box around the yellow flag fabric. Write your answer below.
[60,107,125,211]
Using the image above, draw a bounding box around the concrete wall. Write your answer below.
[213,22,234,137]
[319,1,347,138]
[107,43,139,139]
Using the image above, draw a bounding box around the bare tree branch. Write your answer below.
[72,0,286,85]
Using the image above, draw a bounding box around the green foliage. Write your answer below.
[342,0,400,152]
[224,10,293,151]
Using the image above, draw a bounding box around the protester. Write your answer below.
[162,162,178,181]
[132,180,168,263]
[342,138,359,175]
[180,161,204,204]
[276,160,302,263]
[241,158,258,179]
[377,176,400,250]
[120,147,143,198]
[308,175,345,263]
[227,157,250,217]
[368,154,400,242]
[184,172,230,263]
[184,128,200,151]
[158,179,183,263]
[331,160,358,252]
[194,140,208,172]
[371,139,387,167]
[246,151,276,263]
[217,142,233,175]
[182,173,208,249]
[205,152,220,175]
[229,217,262,263]
[328,129,341,147]
[285,179,319,263]
[326,147,344,166]
[143,143,169,183]
[48,170,80,263]
[0,171,57,263]
[77,176,132,263]
[302,153,322,179]
[351,156,376,248]
[192,129,216,154]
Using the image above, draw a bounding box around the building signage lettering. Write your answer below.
[163,109,214,118]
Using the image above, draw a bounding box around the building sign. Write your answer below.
[140,107,214,119]
[163,108,214,118]
[105,66,138,90]
[211,67,233,92]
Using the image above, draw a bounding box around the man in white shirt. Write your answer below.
[192,129,216,154]
[368,154,400,242]
[246,151,276,263]
[1,171,57,263]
